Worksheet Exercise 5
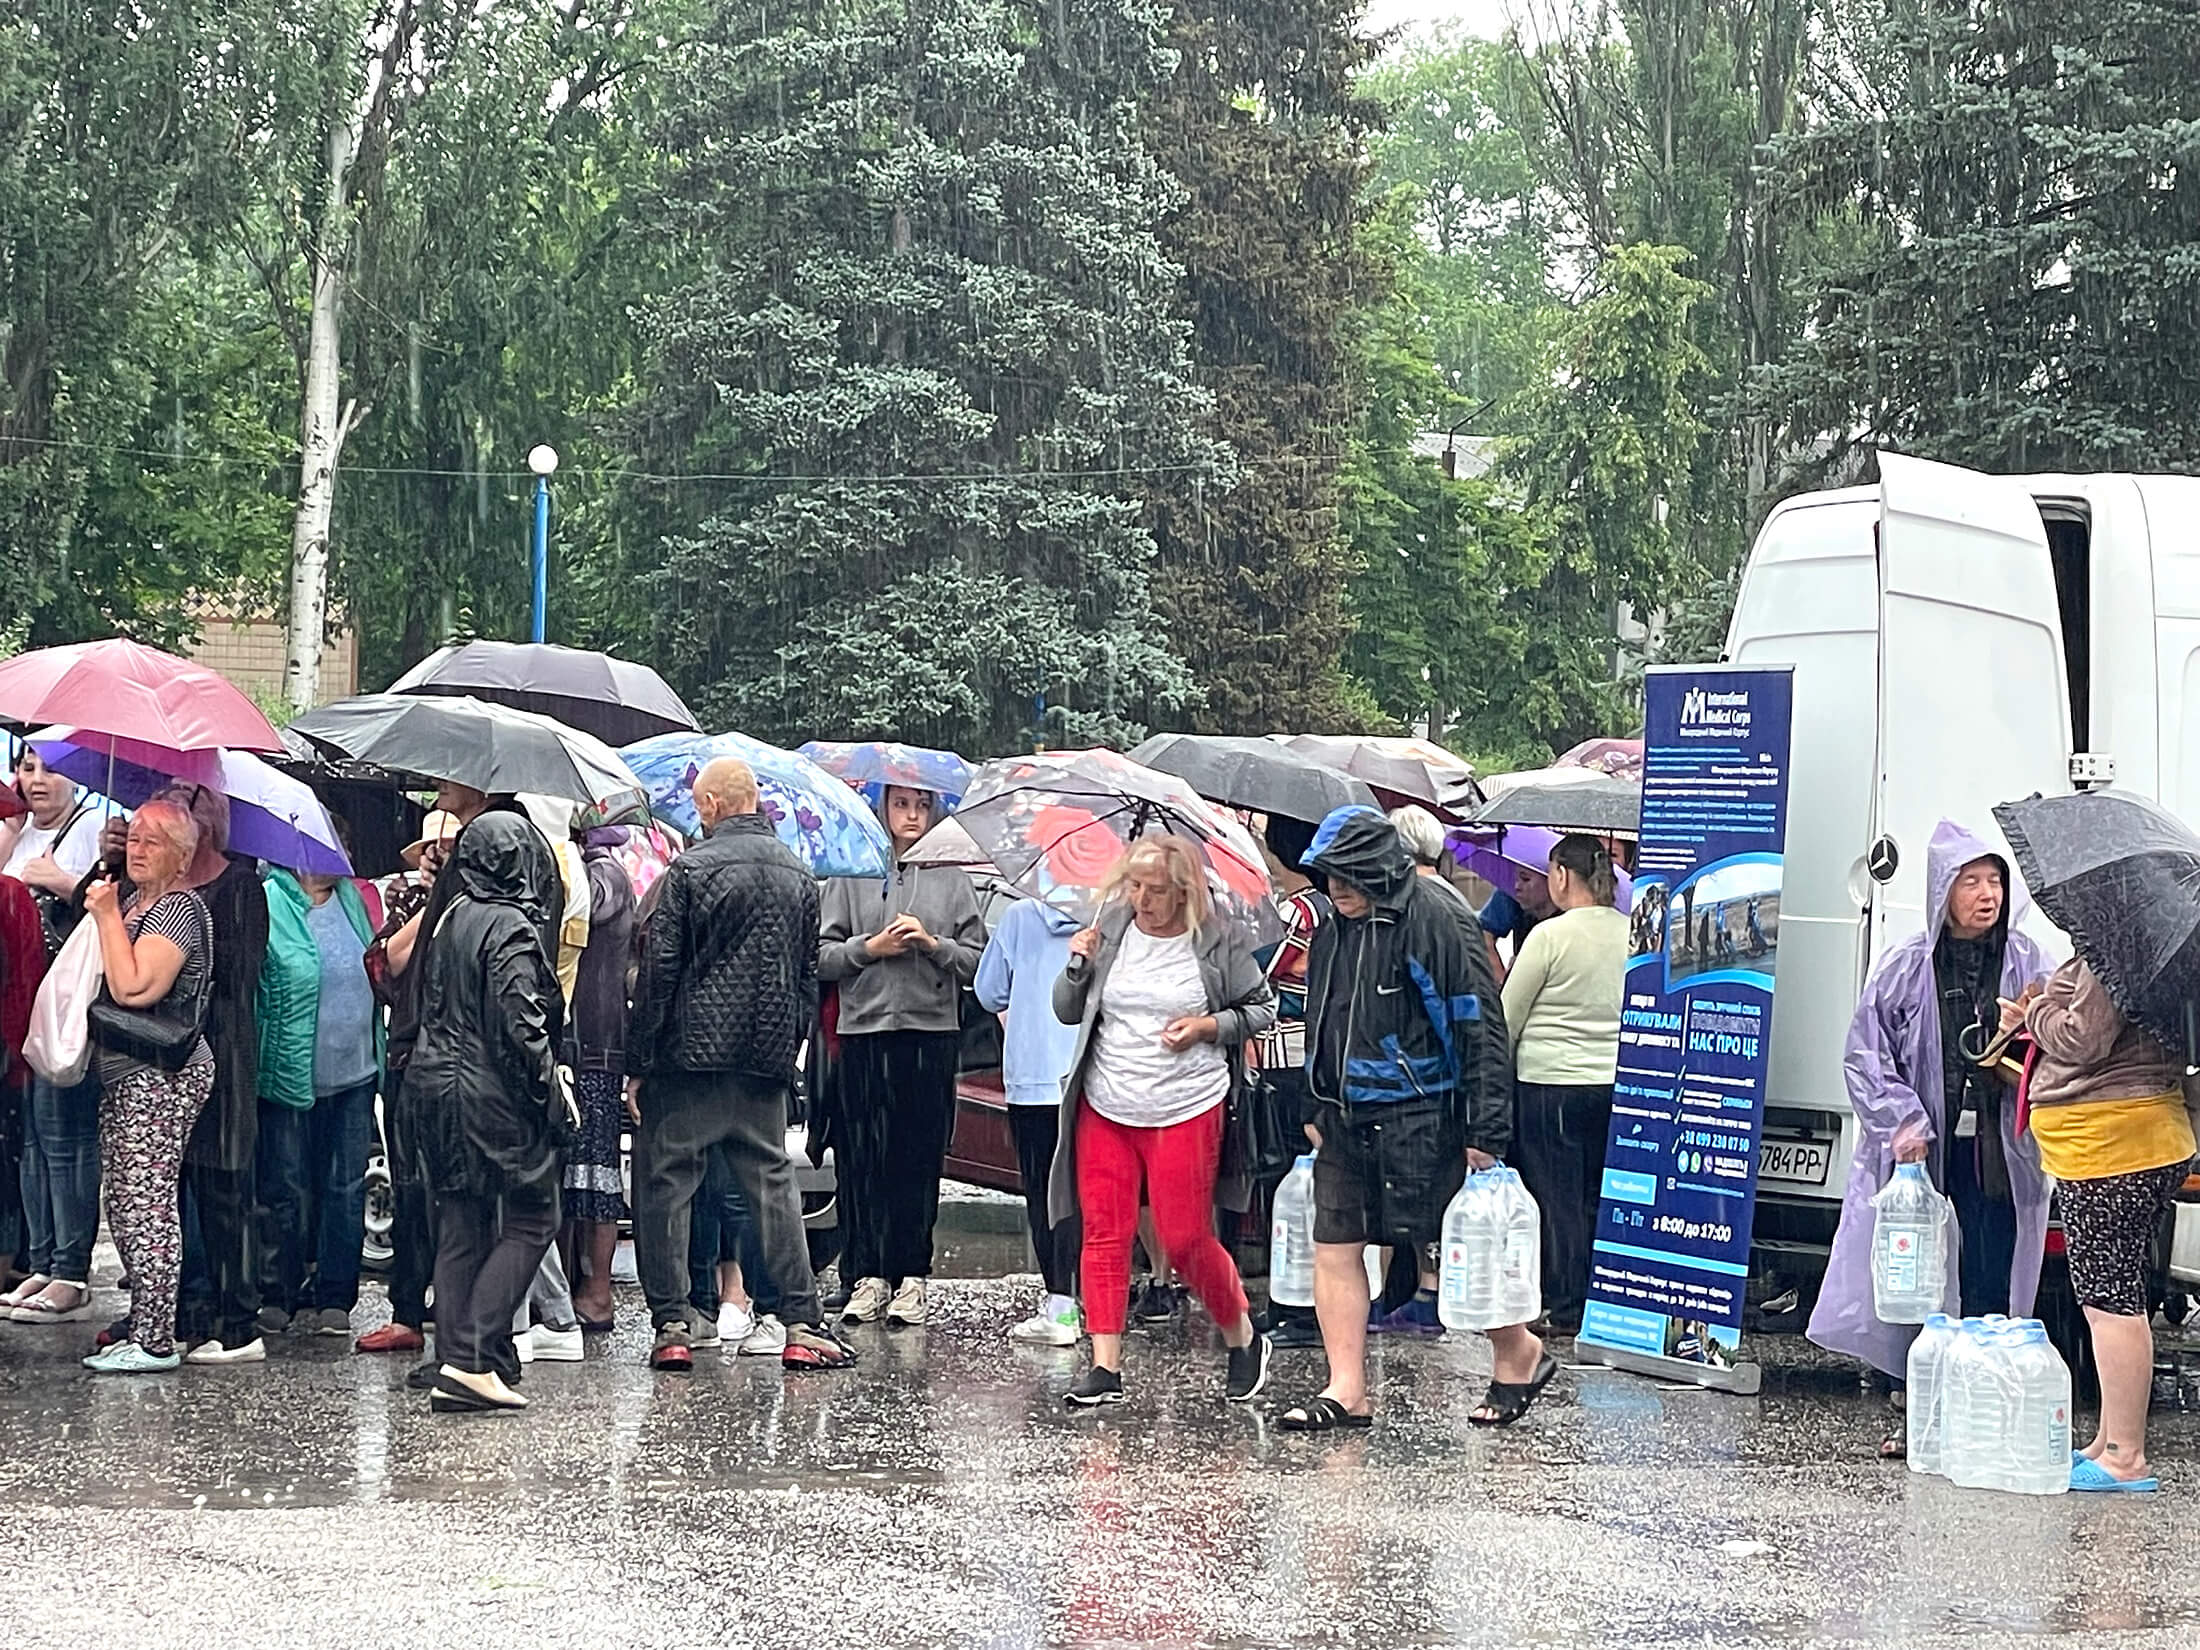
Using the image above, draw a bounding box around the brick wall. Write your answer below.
[188,616,358,706]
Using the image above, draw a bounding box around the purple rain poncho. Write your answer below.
[1805,820,2058,1378]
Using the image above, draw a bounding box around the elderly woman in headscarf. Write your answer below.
[1807,821,2054,1457]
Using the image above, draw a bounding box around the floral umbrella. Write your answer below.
[954,749,1280,941]
[619,730,891,879]
[797,740,973,806]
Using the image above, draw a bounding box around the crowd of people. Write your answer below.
[3,734,2185,1482]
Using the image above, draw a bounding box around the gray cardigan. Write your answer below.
[817,864,987,1036]
[1045,903,1276,1227]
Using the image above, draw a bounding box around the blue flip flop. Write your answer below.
[2069,1456,2158,1493]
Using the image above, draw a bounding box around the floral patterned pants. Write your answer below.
[101,1062,215,1356]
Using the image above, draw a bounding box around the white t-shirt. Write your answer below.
[2,802,105,882]
[1085,924,1228,1130]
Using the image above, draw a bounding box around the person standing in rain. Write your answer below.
[817,784,986,1329]
[1281,807,1543,1431]
[1807,822,2053,1457]
[626,757,855,1373]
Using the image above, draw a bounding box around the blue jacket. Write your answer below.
[973,899,1081,1106]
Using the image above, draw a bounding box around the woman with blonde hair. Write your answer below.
[1048,835,1277,1407]
[80,799,217,1372]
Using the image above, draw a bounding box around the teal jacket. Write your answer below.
[257,868,383,1107]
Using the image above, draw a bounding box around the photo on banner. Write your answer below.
[1579,665,1794,1386]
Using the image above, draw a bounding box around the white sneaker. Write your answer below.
[886,1277,928,1327]
[717,1301,756,1345]
[738,1313,789,1356]
[840,1276,892,1324]
[184,1336,267,1365]
[515,1328,537,1364]
[1008,1301,1080,1347]
[527,1324,585,1363]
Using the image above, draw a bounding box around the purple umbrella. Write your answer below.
[1452,823,1632,913]
[35,731,353,877]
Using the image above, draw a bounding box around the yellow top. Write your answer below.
[2028,1090,2196,1182]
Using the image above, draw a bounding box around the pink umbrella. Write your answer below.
[1556,736,1644,782]
[0,639,282,753]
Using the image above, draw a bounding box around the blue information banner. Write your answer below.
[1578,665,1794,1370]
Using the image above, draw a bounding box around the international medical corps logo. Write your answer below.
[1681,686,1709,725]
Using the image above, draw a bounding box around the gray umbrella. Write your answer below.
[1471,774,1641,836]
[289,694,642,806]
[389,640,698,747]
[1126,733,1377,823]
[1276,734,1483,819]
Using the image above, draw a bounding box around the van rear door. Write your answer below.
[1873,453,2073,958]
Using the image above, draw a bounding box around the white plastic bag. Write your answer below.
[24,917,104,1086]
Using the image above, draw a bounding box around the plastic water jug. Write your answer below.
[2001,1320,2073,1496]
[1871,1162,1952,1323]
[1905,1313,1960,1475]
[1269,1155,1316,1308]
[1942,1318,2004,1490]
[1438,1165,1542,1331]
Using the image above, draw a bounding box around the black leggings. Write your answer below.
[1512,1081,1615,1328]
[837,1030,960,1284]
[1008,1105,1075,1298]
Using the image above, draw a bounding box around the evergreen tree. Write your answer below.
[1138,0,1383,734]
[1760,0,2200,476]
[632,0,1226,753]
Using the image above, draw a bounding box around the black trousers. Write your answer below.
[838,1030,959,1285]
[1008,1104,1075,1298]
[433,1189,558,1380]
[179,1160,259,1347]
[1512,1081,1614,1330]
[634,1068,821,1329]
[385,1070,438,1328]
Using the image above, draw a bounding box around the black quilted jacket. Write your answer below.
[625,812,818,1084]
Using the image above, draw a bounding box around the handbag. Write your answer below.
[23,916,105,1086]
[1958,1018,2034,1089]
[86,895,214,1072]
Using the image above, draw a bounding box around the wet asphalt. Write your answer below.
[6,1233,2200,1650]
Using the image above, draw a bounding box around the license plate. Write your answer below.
[1758,1138,1832,1187]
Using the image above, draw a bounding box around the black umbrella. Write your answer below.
[389,640,698,747]
[290,694,643,806]
[1126,733,1377,823]
[1471,773,1642,836]
[1993,789,2200,1061]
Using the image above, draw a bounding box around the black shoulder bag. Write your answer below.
[87,895,215,1071]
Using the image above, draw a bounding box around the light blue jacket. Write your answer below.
[973,899,1081,1106]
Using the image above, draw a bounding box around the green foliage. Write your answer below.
[1758,0,2200,477]
[628,0,1226,753]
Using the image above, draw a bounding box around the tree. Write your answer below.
[1136,0,1384,734]
[1758,0,2200,478]
[629,0,1227,753]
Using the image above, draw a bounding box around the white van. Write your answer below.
[1724,452,2200,1271]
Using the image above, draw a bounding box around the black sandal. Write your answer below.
[1469,1350,1560,1427]
[1280,1395,1374,1432]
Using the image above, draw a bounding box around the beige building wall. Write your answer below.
[184,597,358,707]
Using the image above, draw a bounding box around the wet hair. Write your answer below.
[1102,836,1212,933]
[1387,806,1449,869]
[1550,834,1618,907]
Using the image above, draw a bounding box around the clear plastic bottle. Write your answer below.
[1905,1313,1959,1476]
[2001,1319,2073,1496]
[1944,1315,2016,1491]
[1439,1165,1542,1331]
[1269,1155,1316,1309]
[1871,1161,1951,1324]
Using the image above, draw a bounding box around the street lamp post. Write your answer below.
[527,444,559,643]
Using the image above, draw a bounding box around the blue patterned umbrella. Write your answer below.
[797,740,973,807]
[621,731,892,879]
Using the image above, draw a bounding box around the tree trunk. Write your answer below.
[284,97,369,712]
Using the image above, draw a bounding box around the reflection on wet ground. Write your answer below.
[7,1265,2200,1649]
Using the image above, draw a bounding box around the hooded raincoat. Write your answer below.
[1806,820,2056,1377]
[404,814,565,1203]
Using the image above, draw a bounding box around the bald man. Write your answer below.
[625,758,855,1372]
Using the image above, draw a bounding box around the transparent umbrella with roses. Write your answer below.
[952,749,1281,943]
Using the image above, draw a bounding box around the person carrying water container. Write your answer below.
[1807,821,2053,1458]
[1280,806,1544,1431]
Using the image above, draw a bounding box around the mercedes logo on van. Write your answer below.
[1867,837,1900,883]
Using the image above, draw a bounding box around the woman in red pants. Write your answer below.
[1047,837,1276,1408]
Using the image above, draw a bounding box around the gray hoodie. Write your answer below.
[817,863,987,1035]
